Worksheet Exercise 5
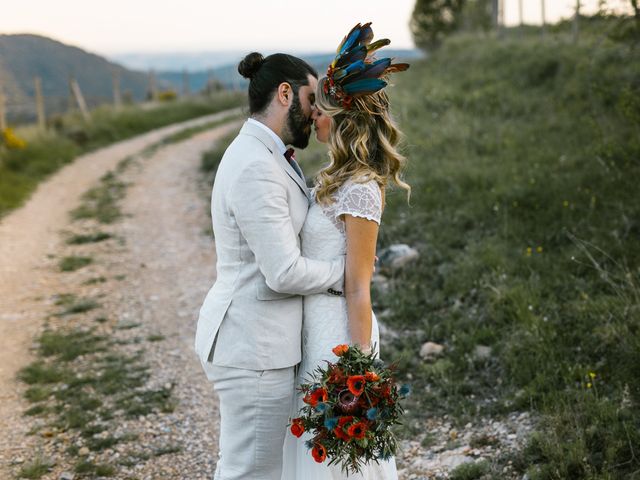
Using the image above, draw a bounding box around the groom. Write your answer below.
[194,52,345,480]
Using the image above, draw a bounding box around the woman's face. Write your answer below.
[313,108,331,143]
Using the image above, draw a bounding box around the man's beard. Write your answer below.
[284,94,312,149]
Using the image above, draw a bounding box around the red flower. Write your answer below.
[347,375,365,396]
[327,365,346,384]
[365,371,380,382]
[290,418,304,438]
[303,388,328,407]
[333,416,353,441]
[332,344,349,356]
[347,421,368,440]
[311,443,327,463]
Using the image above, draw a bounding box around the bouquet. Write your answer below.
[289,344,410,474]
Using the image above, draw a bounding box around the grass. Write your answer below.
[0,93,245,219]
[66,231,112,244]
[70,171,127,224]
[17,456,53,479]
[376,23,640,479]
[58,255,93,272]
[17,326,179,476]
[450,460,490,480]
[53,294,99,316]
[199,19,640,480]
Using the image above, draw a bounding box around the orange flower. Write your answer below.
[334,415,353,441]
[303,387,328,407]
[347,421,368,440]
[311,443,327,463]
[365,371,380,382]
[347,375,365,396]
[290,418,304,438]
[332,344,349,356]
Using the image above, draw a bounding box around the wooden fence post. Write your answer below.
[69,77,90,121]
[113,69,122,108]
[0,89,6,131]
[541,0,547,37]
[182,69,190,97]
[573,0,581,43]
[148,70,157,101]
[34,76,46,129]
[518,0,524,27]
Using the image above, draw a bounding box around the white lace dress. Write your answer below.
[281,179,398,480]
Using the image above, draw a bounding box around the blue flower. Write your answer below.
[399,384,412,397]
[366,407,378,420]
[324,417,339,429]
[315,402,329,413]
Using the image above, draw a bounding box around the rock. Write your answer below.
[378,244,419,271]
[78,447,90,456]
[420,341,444,359]
[441,454,473,469]
[473,345,492,360]
[59,472,75,480]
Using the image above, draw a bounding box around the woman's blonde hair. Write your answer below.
[314,76,410,205]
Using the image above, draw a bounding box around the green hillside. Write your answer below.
[0,34,150,122]
[379,26,639,479]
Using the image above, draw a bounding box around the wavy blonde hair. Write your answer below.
[314,77,410,206]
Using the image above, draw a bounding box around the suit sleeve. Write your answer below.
[230,159,344,295]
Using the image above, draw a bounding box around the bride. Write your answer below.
[282,22,410,480]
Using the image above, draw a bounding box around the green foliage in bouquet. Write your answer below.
[290,344,411,474]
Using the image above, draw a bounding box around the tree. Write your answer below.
[410,0,467,51]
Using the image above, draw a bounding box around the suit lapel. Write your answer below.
[240,121,310,202]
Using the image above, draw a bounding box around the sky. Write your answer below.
[0,0,633,55]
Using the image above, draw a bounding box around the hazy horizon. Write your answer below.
[1,0,633,58]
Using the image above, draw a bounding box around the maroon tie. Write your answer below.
[284,147,296,162]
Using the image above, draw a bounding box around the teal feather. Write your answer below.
[342,78,387,96]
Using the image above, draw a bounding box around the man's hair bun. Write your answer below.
[238,52,265,79]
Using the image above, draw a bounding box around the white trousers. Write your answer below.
[203,363,295,480]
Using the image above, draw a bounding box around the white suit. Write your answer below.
[195,120,344,479]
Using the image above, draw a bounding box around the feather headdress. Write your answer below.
[324,22,409,109]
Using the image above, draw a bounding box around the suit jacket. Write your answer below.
[194,120,345,370]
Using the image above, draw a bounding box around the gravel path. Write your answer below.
[0,112,241,479]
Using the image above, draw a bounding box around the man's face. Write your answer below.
[285,74,318,149]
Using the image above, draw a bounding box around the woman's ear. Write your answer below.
[277,82,292,107]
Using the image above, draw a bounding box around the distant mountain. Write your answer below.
[0,34,153,122]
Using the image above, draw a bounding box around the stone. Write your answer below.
[420,341,444,359]
[78,447,90,456]
[473,345,492,360]
[441,454,473,470]
[378,244,419,271]
[59,472,75,480]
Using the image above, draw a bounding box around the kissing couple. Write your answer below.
[194,22,410,479]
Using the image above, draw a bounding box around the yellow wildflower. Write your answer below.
[536,246,543,253]
[589,372,596,379]
[1,128,27,149]
[525,247,532,257]
[563,200,569,208]
[587,382,592,388]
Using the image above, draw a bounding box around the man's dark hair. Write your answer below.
[238,52,318,114]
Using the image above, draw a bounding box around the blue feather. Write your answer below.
[342,78,387,96]
[339,24,363,55]
[333,60,366,80]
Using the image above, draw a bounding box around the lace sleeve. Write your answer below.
[334,180,383,225]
